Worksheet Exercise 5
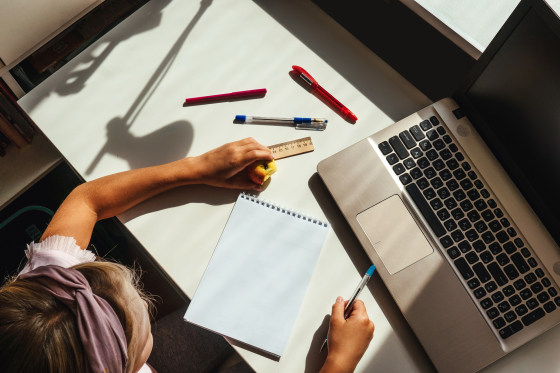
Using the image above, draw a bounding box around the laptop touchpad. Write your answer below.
[356,195,433,274]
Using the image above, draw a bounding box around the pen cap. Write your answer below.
[295,122,327,131]
[235,115,247,122]
[292,65,318,86]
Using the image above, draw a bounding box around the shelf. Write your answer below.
[0,132,62,209]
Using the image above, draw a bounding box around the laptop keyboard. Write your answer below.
[378,115,560,340]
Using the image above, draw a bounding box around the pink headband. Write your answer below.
[19,265,128,373]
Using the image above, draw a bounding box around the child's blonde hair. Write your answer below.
[0,261,153,373]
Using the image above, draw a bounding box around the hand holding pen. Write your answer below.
[320,297,375,373]
[319,265,375,373]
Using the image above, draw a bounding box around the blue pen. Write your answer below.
[235,115,327,130]
[320,264,376,352]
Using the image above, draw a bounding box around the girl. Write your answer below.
[0,138,373,373]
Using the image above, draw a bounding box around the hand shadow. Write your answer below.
[86,116,194,174]
[304,314,330,373]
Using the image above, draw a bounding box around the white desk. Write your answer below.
[18,1,560,372]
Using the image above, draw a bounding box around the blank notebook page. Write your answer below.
[184,193,328,357]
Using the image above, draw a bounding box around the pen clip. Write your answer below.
[292,65,318,87]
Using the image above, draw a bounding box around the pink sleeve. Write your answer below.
[18,235,96,275]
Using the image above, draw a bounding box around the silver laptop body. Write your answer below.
[317,1,560,371]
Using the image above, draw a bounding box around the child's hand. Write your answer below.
[190,138,274,190]
[321,297,375,373]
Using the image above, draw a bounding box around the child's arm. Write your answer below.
[41,138,273,248]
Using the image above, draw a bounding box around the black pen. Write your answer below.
[320,264,376,352]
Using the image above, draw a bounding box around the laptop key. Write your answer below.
[504,311,517,322]
[468,278,480,289]
[485,281,498,293]
[525,272,537,284]
[447,179,459,191]
[420,120,432,131]
[481,209,495,222]
[489,242,502,255]
[403,158,416,169]
[499,320,523,339]
[410,125,425,141]
[493,317,506,329]
[426,129,439,141]
[504,242,516,254]
[431,177,443,189]
[492,291,505,303]
[511,253,530,274]
[419,140,432,150]
[426,149,438,161]
[389,136,409,159]
[458,217,471,230]
[433,159,445,171]
[393,163,406,175]
[504,264,520,280]
[386,153,399,165]
[438,187,451,200]
[440,169,452,181]
[474,287,487,299]
[503,285,515,297]
[509,295,522,306]
[487,306,499,318]
[399,130,417,149]
[417,157,430,169]
[429,116,440,126]
[521,307,545,326]
[544,301,557,313]
[433,139,445,150]
[527,298,539,310]
[410,167,423,179]
[440,236,453,248]
[410,147,423,159]
[451,208,464,220]
[399,173,413,185]
[496,253,510,266]
[488,262,509,286]
[379,141,392,155]
[417,177,429,189]
[473,262,491,283]
[454,257,474,280]
[437,209,451,221]
[405,183,446,237]
[440,149,452,160]
[447,246,460,259]
[467,210,481,222]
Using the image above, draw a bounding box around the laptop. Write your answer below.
[317,0,560,371]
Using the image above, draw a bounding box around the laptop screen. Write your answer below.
[461,5,560,246]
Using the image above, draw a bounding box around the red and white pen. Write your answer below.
[292,65,357,122]
[184,88,266,104]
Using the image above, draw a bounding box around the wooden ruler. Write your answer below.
[269,136,314,160]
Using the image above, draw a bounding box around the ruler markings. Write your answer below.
[269,137,314,160]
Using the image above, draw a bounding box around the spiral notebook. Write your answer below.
[184,193,329,358]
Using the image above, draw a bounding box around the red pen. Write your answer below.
[292,66,357,122]
[184,88,267,104]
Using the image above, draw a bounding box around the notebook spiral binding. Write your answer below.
[241,193,329,227]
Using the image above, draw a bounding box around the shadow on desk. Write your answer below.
[119,184,241,223]
[253,0,432,122]
[308,173,436,372]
